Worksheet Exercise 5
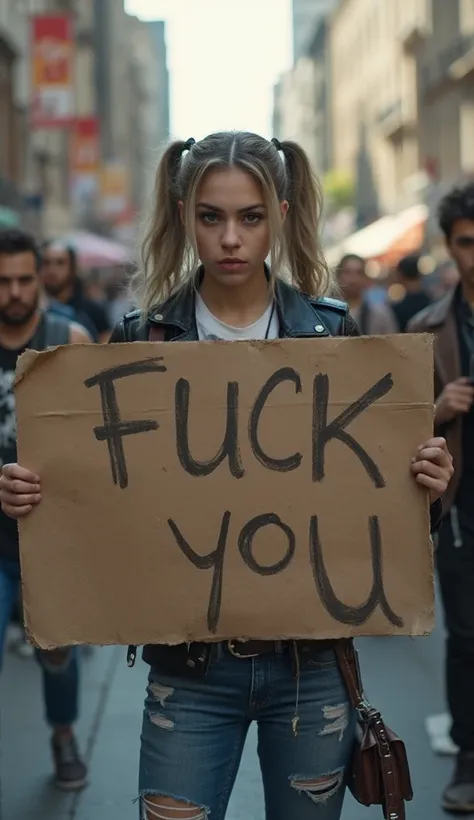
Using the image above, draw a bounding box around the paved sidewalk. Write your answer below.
[0,622,467,819]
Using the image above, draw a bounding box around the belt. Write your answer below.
[225,639,287,658]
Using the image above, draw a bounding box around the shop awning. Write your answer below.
[325,204,428,268]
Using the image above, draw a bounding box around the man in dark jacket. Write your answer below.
[408,181,474,813]
[392,253,432,331]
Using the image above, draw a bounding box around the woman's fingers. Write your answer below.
[414,472,446,495]
[0,490,41,507]
[1,463,40,484]
[0,478,40,495]
[1,502,33,518]
[412,437,454,504]
[0,464,41,519]
[413,438,454,477]
[414,446,446,465]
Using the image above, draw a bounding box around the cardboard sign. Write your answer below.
[15,336,435,650]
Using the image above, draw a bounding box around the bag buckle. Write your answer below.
[357,698,379,722]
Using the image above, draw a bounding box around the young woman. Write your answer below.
[0,132,453,820]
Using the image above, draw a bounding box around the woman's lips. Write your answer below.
[217,260,247,271]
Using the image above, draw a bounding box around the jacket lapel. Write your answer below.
[423,289,461,386]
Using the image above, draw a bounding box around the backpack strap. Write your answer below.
[29,313,70,351]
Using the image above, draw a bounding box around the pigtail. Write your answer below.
[280,140,331,296]
[136,140,188,313]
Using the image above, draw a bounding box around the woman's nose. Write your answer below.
[221,221,241,248]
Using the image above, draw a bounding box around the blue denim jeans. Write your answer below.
[139,644,356,820]
[0,557,79,727]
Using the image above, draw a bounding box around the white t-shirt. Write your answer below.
[195,292,279,341]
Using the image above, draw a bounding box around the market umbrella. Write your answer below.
[61,230,133,269]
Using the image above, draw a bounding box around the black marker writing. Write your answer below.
[85,358,166,489]
[168,509,402,633]
[175,379,244,478]
[238,513,296,574]
[249,368,303,473]
[309,514,403,627]
[312,372,393,487]
[168,511,230,633]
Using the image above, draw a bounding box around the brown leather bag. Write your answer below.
[335,640,413,820]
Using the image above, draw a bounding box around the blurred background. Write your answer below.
[0,0,471,293]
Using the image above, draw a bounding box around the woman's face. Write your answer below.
[187,167,287,288]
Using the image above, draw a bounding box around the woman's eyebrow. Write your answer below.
[196,202,266,213]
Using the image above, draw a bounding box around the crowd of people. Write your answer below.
[0,131,471,818]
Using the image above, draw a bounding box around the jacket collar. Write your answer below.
[148,269,332,339]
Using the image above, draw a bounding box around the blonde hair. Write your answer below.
[134,131,332,314]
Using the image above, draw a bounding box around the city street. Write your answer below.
[1,613,469,820]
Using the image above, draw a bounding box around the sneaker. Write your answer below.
[51,733,88,791]
[442,752,474,813]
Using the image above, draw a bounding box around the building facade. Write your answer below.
[329,0,474,230]
[273,0,337,175]
[292,0,336,62]
[330,0,426,224]
[273,59,319,172]
[308,17,333,176]
[148,21,170,153]
[0,0,170,239]
[416,0,474,186]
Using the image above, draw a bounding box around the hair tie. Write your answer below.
[271,137,282,152]
[184,137,196,151]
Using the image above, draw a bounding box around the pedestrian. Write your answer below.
[41,240,111,343]
[408,181,474,814]
[0,133,454,819]
[392,253,432,332]
[337,254,398,334]
[0,228,90,791]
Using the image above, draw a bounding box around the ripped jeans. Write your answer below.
[139,643,356,820]
[0,557,79,727]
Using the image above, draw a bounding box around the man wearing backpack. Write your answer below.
[0,228,91,790]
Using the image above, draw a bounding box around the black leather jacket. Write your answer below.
[109,276,442,669]
[109,276,358,343]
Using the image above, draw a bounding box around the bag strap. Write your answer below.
[336,640,406,820]
[29,313,71,351]
[334,639,364,709]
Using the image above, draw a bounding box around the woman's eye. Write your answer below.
[200,212,219,224]
[244,213,263,224]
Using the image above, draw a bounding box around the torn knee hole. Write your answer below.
[319,702,349,740]
[149,683,175,707]
[147,683,176,731]
[291,770,344,803]
[141,794,207,819]
[148,712,175,731]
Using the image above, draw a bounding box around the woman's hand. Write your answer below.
[0,463,41,518]
[411,437,454,505]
